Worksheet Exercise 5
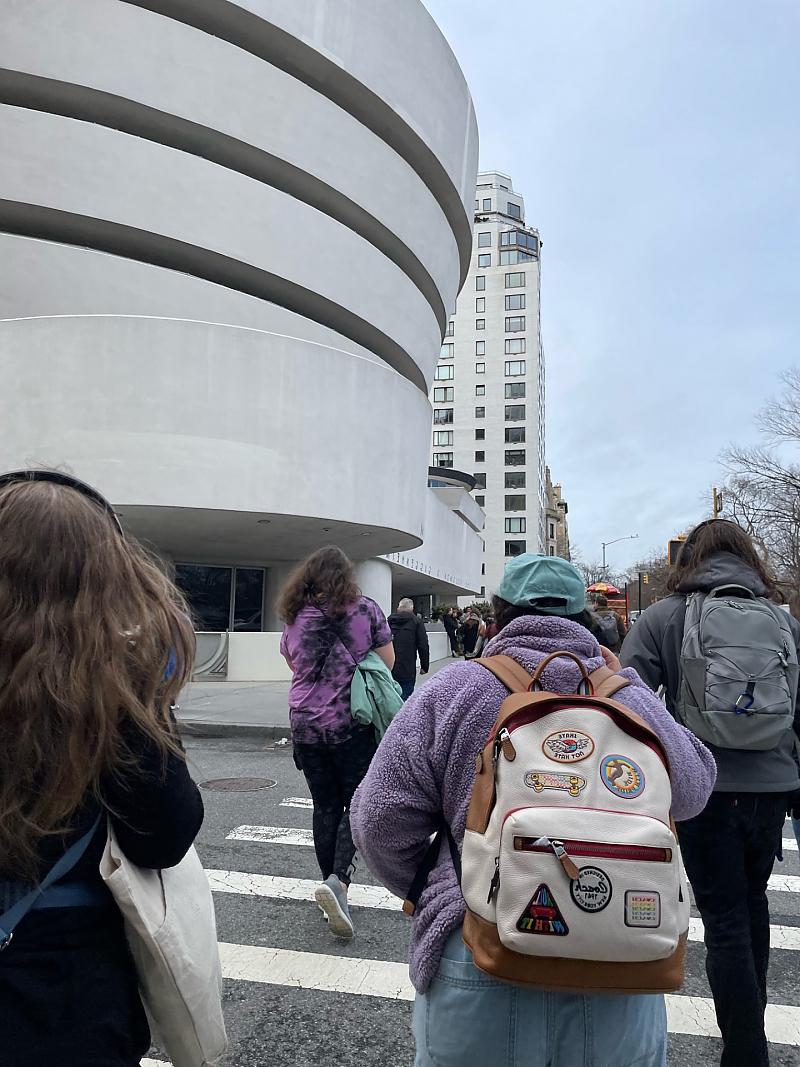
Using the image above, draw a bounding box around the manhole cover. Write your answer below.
[200,777,277,792]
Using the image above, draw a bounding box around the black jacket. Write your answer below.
[388,612,430,682]
[621,552,800,793]
[0,722,204,1066]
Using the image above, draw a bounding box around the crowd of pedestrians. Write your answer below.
[0,469,797,1067]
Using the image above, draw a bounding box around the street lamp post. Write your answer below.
[601,534,639,575]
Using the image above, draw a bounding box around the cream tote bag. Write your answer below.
[100,822,227,1067]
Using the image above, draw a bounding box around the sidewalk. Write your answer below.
[176,656,456,738]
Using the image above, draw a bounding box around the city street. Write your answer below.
[143,734,800,1067]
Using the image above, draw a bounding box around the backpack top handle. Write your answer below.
[530,651,593,695]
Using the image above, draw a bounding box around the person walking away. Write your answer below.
[621,519,800,1067]
[279,547,394,940]
[388,599,430,701]
[0,470,204,1067]
[593,593,627,652]
[351,553,715,1067]
[442,607,460,657]
[460,610,485,659]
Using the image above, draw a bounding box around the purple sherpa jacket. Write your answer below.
[350,615,717,993]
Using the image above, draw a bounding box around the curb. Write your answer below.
[177,719,292,741]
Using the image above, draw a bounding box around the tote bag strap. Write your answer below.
[0,811,102,950]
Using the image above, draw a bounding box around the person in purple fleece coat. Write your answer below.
[351,554,716,1067]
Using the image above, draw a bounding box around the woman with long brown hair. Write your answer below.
[622,519,800,1067]
[0,470,204,1066]
[279,546,394,940]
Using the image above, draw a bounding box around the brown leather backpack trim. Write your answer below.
[463,909,687,994]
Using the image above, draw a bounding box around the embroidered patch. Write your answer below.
[524,770,587,797]
[542,729,595,764]
[600,755,645,798]
[625,890,661,928]
[570,866,612,913]
[517,883,569,936]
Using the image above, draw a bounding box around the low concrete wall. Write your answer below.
[226,632,292,683]
[199,628,453,682]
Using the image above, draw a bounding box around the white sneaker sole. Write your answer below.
[314,883,354,940]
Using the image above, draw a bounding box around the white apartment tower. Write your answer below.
[431,171,545,599]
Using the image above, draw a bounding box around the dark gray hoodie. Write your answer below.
[621,551,800,793]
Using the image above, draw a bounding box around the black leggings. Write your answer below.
[293,726,377,885]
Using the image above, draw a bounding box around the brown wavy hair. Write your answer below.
[666,519,777,595]
[277,546,361,624]
[0,479,196,878]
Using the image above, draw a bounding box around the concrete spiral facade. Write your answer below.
[0,0,481,640]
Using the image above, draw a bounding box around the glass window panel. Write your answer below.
[433,408,453,424]
[475,428,485,440]
[505,316,526,332]
[475,451,485,462]
[482,198,492,211]
[233,567,265,632]
[477,232,492,247]
[474,473,487,489]
[440,343,454,358]
[505,518,527,534]
[433,387,454,403]
[505,294,526,311]
[505,338,526,354]
[175,564,232,632]
[505,449,526,466]
[507,202,521,219]
[505,539,526,556]
[475,341,485,355]
[475,494,485,507]
[505,404,526,421]
[475,297,485,313]
[505,382,526,399]
[475,406,485,418]
[505,427,526,443]
[475,275,486,291]
[475,384,485,396]
[475,362,485,374]
[478,254,491,267]
[445,321,454,336]
[433,452,454,468]
[475,318,485,330]
[504,360,526,376]
[505,471,526,488]
[435,365,454,379]
[433,430,453,446]
[505,494,526,512]
[505,272,526,288]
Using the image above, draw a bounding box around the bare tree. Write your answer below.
[722,368,800,595]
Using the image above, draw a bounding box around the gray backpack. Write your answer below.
[677,585,798,750]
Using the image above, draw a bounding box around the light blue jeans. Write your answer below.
[412,929,667,1067]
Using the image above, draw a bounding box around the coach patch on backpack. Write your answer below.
[600,754,645,798]
[570,866,612,913]
[524,770,586,797]
[517,884,569,936]
[541,729,595,764]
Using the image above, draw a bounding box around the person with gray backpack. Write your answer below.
[621,519,800,1067]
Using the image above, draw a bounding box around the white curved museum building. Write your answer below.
[0,0,483,676]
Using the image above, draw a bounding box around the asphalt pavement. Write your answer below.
[141,729,800,1067]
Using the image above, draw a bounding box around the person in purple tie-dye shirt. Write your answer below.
[279,547,394,941]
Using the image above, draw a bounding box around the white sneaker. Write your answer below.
[314,875,354,940]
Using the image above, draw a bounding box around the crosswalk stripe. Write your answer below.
[144,942,800,1046]
[769,874,800,892]
[207,870,800,950]
[781,837,798,852]
[280,797,314,809]
[207,868,397,909]
[227,825,313,847]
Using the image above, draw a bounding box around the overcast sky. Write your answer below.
[424,0,800,572]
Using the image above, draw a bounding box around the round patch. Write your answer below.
[600,754,645,798]
[542,729,596,764]
[570,866,612,913]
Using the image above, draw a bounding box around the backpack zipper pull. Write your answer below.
[550,839,580,880]
[487,857,500,903]
[499,727,516,761]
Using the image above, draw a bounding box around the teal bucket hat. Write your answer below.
[495,553,587,616]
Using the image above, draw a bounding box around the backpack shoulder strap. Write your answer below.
[588,664,630,699]
[473,654,532,693]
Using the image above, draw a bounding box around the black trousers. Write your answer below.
[677,792,787,1067]
[293,726,377,885]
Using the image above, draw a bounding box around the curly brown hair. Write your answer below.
[0,478,195,879]
[277,546,361,624]
[666,519,777,595]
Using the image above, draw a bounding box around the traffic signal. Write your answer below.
[668,537,687,565]
[642,574,649,585]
